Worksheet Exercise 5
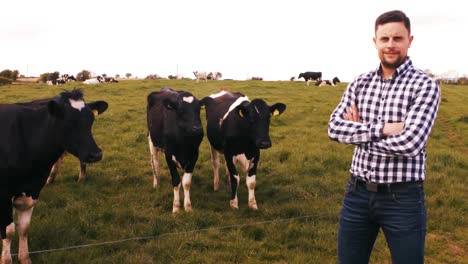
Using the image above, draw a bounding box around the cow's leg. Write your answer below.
[148,134,160,188]
[225,153,240,209]
[46,153,65,184]
[12,196,37,264]
[182,172,192,212]
[77,162,87,182]
[165,154,181,214]
[1,197,14,264]
[16,207,34,264]
[246,152,260,210]
[209,146,221,191]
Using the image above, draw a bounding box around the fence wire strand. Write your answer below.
[11,212,338,257]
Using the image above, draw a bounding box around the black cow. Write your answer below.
[298,71,322,85]
[14,97,107,184]
[147,87,204,214]
[0,89,108,263]
[200,90,286,210]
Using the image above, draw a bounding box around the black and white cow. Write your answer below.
[298,71,322,85]
[14,97,108,184]
[200,90,286,210]
[103,77,119,83]
[83,76,105,84]
[193,71,208,83]
[0,89,108,263]
[147,87,204,214]
[315,77,340,86]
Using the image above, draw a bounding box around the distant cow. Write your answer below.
[200,90,286,210]
[103,77,118,83]
[316,77,340,87]
[147,87,204,214]
[298,71,322,85]
[193,71,208,83]
[83,76,104,84]
[0,89,108,263]
[14,97,107,184]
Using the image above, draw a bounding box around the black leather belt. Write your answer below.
[351,175,423,193]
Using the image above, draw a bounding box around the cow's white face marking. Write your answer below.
[209,91,227,98]
[69,99,85,111]
[183,96,194,103]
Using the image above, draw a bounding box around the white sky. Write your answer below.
[1,0,466,81]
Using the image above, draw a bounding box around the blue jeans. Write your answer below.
[338,176,426,264]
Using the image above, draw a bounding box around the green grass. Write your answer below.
[1,80,467,263]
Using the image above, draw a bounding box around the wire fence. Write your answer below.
[11,212,339,257]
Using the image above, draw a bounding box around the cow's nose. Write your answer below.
[86,151,103,163]
[257,140,272,149]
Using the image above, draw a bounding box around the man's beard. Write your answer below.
[381,54,406,69]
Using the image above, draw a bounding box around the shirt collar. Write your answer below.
[376,56,413,79]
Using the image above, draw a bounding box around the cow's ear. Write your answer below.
[200,97,212,109]
[88,101,108,117]
[237,101,250,118]
[270,103,286,116]
[163,95,180,110]
[47,100,65,118]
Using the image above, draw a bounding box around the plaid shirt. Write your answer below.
[328,58,440,183]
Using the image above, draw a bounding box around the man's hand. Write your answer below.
[382,122,404,136]
[343,104,361,122]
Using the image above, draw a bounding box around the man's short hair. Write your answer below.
[375,10,411,34]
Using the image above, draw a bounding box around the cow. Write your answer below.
[147,87,204,214]
[200,90,286,210]
[0,89,108,264]
[298,71,322,85]
[193,71,208,83]
[14,97,107,184]
[83,76,104,84]
[103,77,118,83]
[315,77,340,86]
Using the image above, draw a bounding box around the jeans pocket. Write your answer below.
[392,189,423,205]
[345,180,356,194]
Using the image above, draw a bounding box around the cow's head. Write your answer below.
[162,91,203,136]
[236,99,286,149]
[47,89,108,163]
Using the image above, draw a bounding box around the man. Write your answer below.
[328,10,440,264]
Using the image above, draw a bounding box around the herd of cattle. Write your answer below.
[0,87,286,263]
[47,74,119,85]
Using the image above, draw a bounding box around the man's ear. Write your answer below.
[88,101,109,117]
[270,103,286,116]
[47,100,64,118]
[163,95,180,110]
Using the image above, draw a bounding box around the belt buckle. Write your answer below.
[366,182,378,192]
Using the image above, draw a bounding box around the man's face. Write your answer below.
[373,22,413,70]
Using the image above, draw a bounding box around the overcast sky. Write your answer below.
[1,0,466,81]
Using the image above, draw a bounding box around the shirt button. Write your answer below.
[378,116,382,120]
[381,97,385,101]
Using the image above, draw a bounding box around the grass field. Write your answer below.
[1,80,466,263]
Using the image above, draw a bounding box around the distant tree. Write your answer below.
[0,77,12,85]
[0,69,19,81]
[39,71,60,83]
[115,74,120,79]
[102,73,107,78]
[76,70,91,81]
[125,73,132,79]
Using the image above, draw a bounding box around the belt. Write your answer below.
[351,175,423,193]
